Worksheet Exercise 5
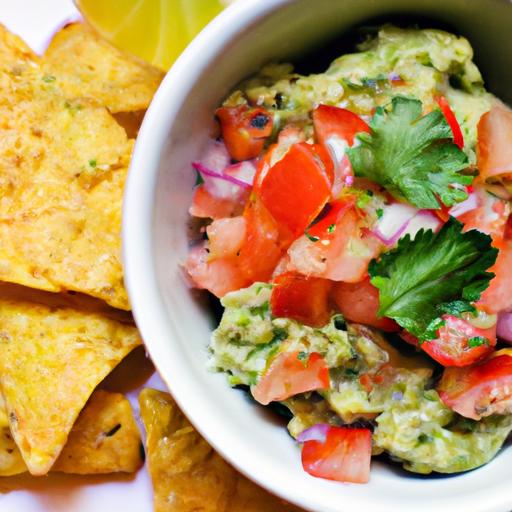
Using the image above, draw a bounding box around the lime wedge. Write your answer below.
[75,0,230,70]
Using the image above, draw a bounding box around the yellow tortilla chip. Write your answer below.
[0,23,38,73]
[52,390,143,474]
[139,389,301,512]
[43,23,163,114]
[0,394,26,476]
[0,58,132,309]
[0,300,141,475]
[0,390,142,476]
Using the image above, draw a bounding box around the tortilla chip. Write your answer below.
[0,23,38,73]
[0,300,141,475]
[139,389,301,512]
[0,390,142,476]
[0,59,132,309]
[43,23,163,114]
[52,390,143,474]
[0,394,26,477]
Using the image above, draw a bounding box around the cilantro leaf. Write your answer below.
[369,218,497,341]
[347,96,471,209]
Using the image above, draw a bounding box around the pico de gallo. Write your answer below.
[185,26,512,484]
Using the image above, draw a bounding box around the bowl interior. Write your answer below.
[125,1,512,511]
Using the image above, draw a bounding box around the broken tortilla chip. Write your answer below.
[0,299,141,475]
[43,23,163,114]
[139,388,301,512]
[0,390,142,476]
[0,49,133,309]
[52,390,143,474]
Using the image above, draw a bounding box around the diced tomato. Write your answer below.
[420,314,496,367]
[458,184,509,241]
[435,96,464,149]
[479,240,512,313]
[237,197,283,282]
[252,351,330,405]
[271,272,332,327]
[331,278,399,332]
[438,350,512,420]
[189,184,249,219]
[307,197,356,240]
[187,198,282,297]
[301,426,371,484]
[313,105,370,146]
[477,106,512,183]
[256,142,332,239]
[185,244,248,298]
[206,217,246,259]
[505,214,512,240]
[288,209,382,283]
[216,105,273,161]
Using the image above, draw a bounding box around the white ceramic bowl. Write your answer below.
[123,1,512,510]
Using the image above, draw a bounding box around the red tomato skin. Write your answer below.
[438,354,512,420]
[307,197,356,240]
[252,351,330,405]
[435,96,464,149]
[257,142,332,239]
[313,105,370,146]
[271,272,332,327]
[421,315,496,367]
[331,278,399,332]
[216,105,273,161]
[301,427,371,484]
[237,197,283,283]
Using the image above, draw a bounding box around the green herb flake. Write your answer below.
[305,232,319,243]
[369,218,497,341]
[467,336,489,348]
[376,208,384,219]
[42,74,56,83]
[348,96,470,209]
[327,223,336,234]
[249,302,269,320]
[88,159,97,168]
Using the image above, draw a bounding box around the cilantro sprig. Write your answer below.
[348,97,470,209]
[369,218,497,341]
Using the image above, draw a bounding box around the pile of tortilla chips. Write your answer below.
[0,20,304,512]
[0,20,161,480]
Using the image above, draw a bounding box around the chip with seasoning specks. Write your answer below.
[0,24,136,309]
[0,390,143,476]
[139,388,302,512]
[43,23,164,114]
[0,299,141,475]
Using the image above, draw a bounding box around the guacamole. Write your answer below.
[211,283,512,474]
[201,26,512,479]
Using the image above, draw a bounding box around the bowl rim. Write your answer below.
[123,1,512,511]
[123,0,319,508]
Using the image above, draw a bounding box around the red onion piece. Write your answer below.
[325,136,353,196]
[497,311,512,343]
[449,192,478,218]
[296,423,330,444]
[192,162,250,199]
[371,203,418,246]
[202,140,231,172]
[224,160,257,186]
[400,210,442,239]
